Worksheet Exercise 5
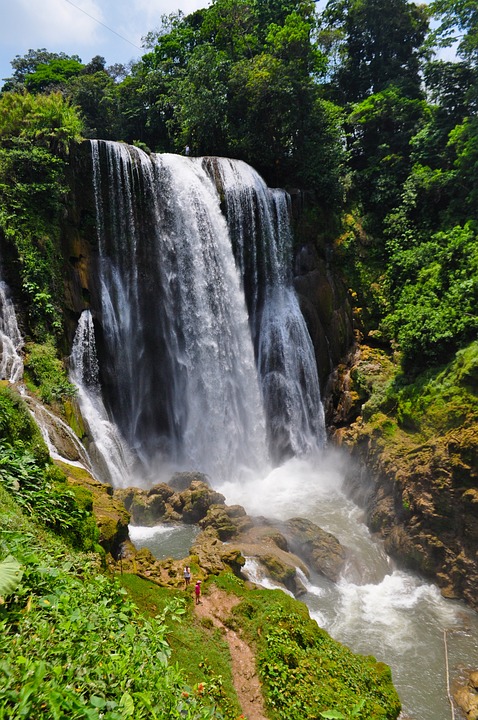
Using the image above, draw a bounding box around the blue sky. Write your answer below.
[0,0,208,87]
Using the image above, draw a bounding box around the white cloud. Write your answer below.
[0,0,209,83]
[2,0,103,50]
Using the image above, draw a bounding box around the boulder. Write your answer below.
[454,670,478,720]
[190,527,245,575]
[169,471,211,491]
[282,517,347,582]
[113,479,226,526]
[199,503,252,539]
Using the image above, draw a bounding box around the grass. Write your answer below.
[118,573,242,719]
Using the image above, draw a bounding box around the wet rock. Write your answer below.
[282,517,347,582]
[190,527,245,575]
[114,480,226,526]
[169,471,211,491]
[260,553,297,592]
[199,503,252,539]
[454,669,478,720]
[180,481,226,523]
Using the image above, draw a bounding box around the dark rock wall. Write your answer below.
[61,141,100,345]
[293,241,354,390]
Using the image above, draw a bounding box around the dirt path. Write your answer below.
[194,587,268,720]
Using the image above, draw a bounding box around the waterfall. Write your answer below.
[88,141,324,483]
[205,158,325,460]
[70,309,134,487]
[0,278,23,383]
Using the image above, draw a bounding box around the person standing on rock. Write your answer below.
[195,580,201,604]
[183,566,191,587]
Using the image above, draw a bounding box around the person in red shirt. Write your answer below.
[195,580,201,604]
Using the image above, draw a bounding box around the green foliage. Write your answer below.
[0,555,23,598]
[383,224,478,371]
[0,385,47,461]
[320,0,429,103]
[225,587,400,719]
[383,340,478,438]
[0,91,83,154]
[112,0,346,198]
[24,340,76,404]
[347,86,428,223]
[430,0,478,62]
[0,91,84,342]
[0,510,220,720]
[0,441,98,549]
[24,58,84,93]
[68,71,121,139]
[119,574,242,719]
[2,49,83,92]
[320,699,366,718]
[0,385,95,549]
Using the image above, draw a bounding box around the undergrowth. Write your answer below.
[0,385,96,550]
[119,573,242,720]
[0,488,222,720]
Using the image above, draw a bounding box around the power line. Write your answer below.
[63,0,143,51]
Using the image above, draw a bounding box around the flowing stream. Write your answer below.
[220,454,478,720]
[67,141,478,720]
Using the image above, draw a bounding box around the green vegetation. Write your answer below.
[0,0,476,378]
[0,385,96,549]
[0,488,221,720]
[23,339,77,404]
[212,575,400,719]
[0,3,476,709]
[119,574,242,719]
[0,480,401,720]
[346,340,478,459]
[0,91,84,341]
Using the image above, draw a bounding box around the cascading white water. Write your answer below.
[69,309,134,487]
[220,453,478,720]
[0,279,23,383]
[207,159,325,459]
[90,141,287,483]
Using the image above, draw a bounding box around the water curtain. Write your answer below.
[75,141,324,485]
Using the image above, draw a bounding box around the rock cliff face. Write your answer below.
[61,142,100,346]
[328,343,478,611]
[293,241,354,389]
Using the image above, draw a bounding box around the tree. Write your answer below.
[24,58,84,93]
[382,224,478,371]
[126,0,344,197]
[347,86,428,226]
[320,0,429,103]
[430,0,478,62]
[167,44,231,154]
[68,71,120,139]
[2,49,83,92]
[0,92,84,338]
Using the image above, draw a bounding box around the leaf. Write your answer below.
[0,555,23,597]
[119,691,135,716]
[319,712,346,719]
[90,695,106,709]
